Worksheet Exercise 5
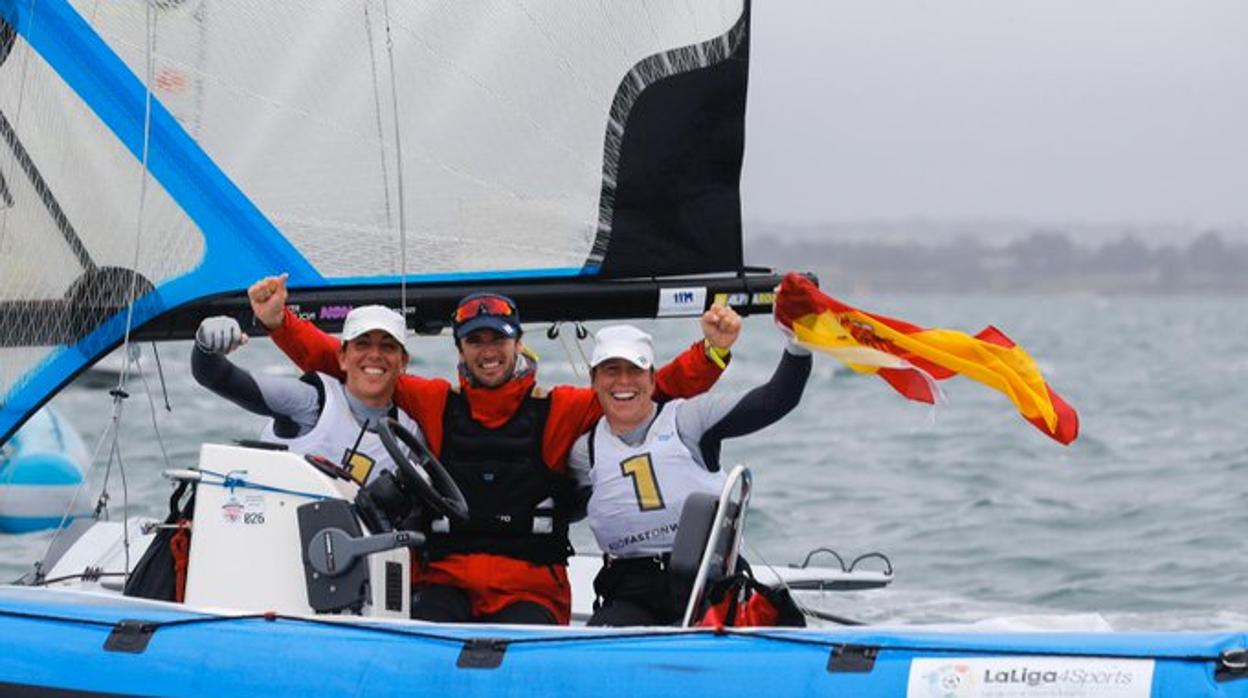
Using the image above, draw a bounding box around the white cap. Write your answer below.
[590,325,654,370]
[342,305,407,348]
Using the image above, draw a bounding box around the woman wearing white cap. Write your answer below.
[568,314,812,626]
[191,304,421,486]
[218,274,737,625]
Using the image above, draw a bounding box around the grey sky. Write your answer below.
[740,1,1248,228]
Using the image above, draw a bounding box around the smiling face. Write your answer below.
[457,328,520,388]
[591,358,656,434]
[338,329,407,407]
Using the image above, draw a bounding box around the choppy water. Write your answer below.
[6,293,1247,631]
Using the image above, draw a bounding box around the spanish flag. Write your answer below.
[774,273,1078,445]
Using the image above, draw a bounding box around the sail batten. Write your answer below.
[0,110,96,272]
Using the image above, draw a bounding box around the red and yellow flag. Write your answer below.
[774,273,1078,445]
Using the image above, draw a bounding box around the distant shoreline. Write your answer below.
[745,225,1248,294]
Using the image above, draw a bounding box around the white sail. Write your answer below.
[0,0,750,441]
[21,0,744,276]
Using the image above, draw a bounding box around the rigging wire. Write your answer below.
[35,398,122,573]
[92,0,160,579]
[546,322,593,379]
[137,351,174,473]
[379,0,410,322]
[361,4,395,237]
[149,342,173,412]
[29,0,165,578]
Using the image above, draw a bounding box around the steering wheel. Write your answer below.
[376,417,470,524]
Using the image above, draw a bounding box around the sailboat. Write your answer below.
[0,1,1245,695]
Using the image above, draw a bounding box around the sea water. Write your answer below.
[5,293,1246,631]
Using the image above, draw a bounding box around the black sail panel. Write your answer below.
[592,11,750,278]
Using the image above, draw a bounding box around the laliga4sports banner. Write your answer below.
[773,273,1078,445]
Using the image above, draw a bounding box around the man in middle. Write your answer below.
[248,275,740,625]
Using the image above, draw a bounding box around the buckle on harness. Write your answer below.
[603,553,670,571]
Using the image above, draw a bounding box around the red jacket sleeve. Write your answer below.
[542,386,599,474]
[540,341,729,472]
[394,380,453,456]
[654,340,729,401]
[267,307,453,453]
[267,307,344,376]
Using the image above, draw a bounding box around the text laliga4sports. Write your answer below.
[982,666,1134,687]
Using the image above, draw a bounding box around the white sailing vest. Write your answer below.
[260,372,420,486]
[586,400,726,557]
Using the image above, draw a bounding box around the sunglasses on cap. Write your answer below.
[452,294,516,324]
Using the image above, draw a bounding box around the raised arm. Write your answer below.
[268,307,345,376]
[653,304,742,400]
[677,341,812,471]
[249,274,453,448]
[249,274,345,377]
[191,316,321,437]
[542,305,745,470]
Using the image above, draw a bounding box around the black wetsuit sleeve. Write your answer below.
[190,346,314,437]
[681,346,812,471]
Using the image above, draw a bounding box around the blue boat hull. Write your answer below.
[1,587,1244,697]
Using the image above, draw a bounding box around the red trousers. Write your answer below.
[415,553,570,624]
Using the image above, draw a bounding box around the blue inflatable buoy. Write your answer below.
[0,407,89,533]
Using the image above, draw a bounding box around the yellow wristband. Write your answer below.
[704,339,730,369]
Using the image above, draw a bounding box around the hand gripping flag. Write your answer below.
[773,273,1078,445]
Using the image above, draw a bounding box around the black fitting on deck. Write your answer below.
[826,644,878,674]
[1217,648,1248,682]
[457,638,509,669]
[104,620,157,654]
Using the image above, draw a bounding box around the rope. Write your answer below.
[29,571,127,587]
[195,469,334,502]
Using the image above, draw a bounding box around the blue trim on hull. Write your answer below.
[0,589,1243,698]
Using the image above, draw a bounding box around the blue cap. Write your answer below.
[452,293,521,340]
